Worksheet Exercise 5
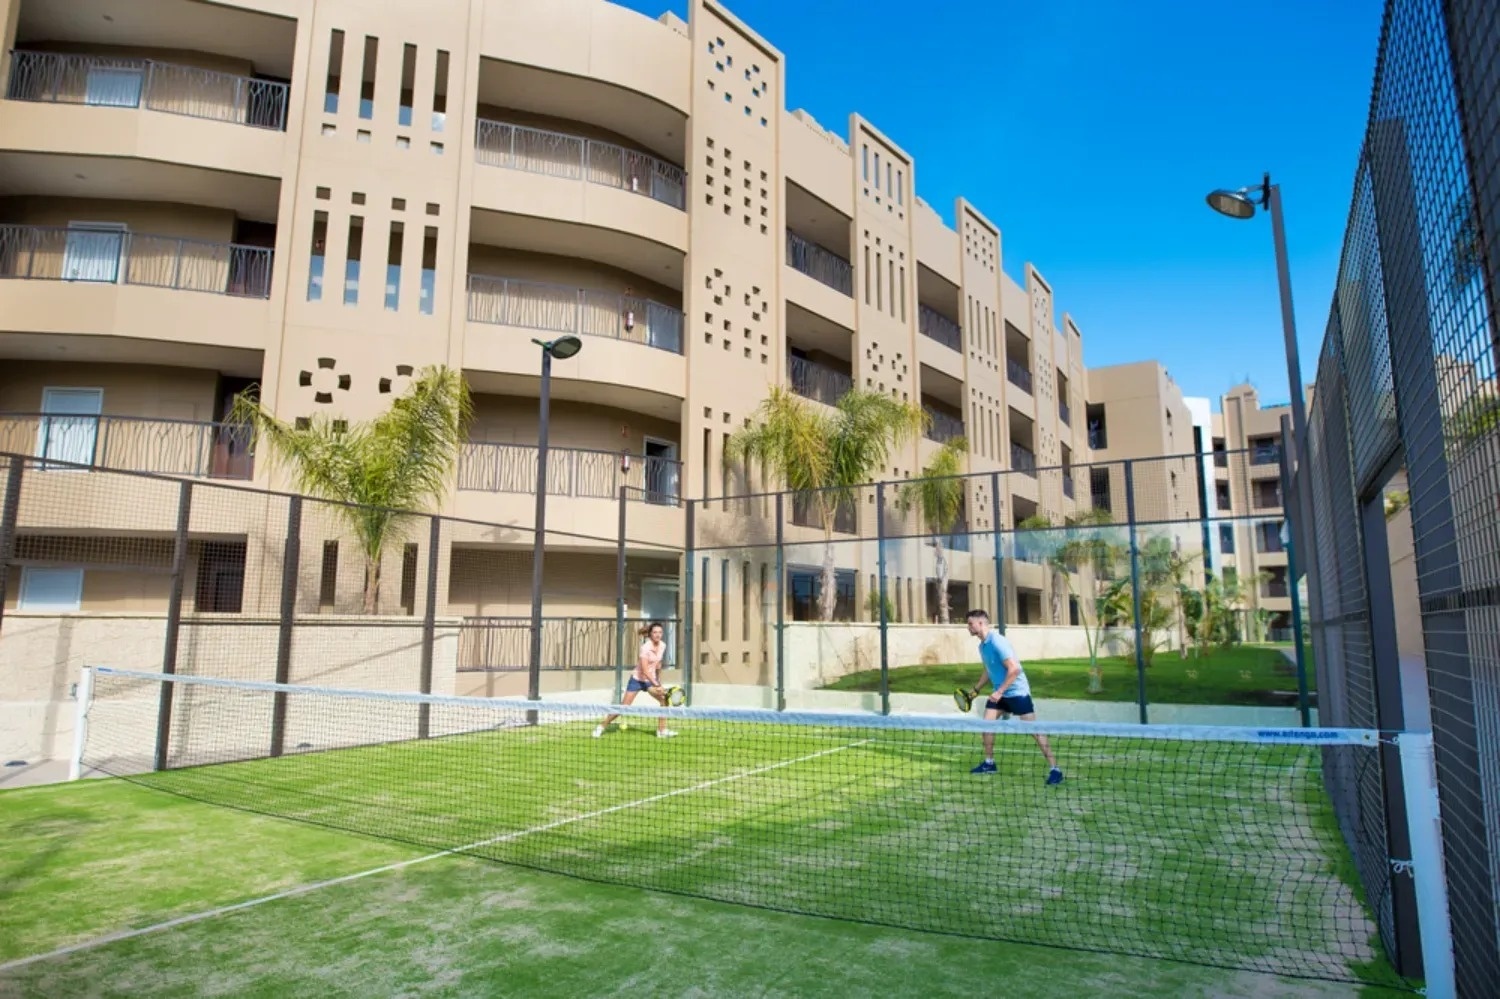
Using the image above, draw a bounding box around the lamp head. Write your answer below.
[1206,188,1257,220]
[535,335,584,360]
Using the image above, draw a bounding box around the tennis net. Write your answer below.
[77,667,1429,989]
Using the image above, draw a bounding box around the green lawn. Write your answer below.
[1,700,1406,997]
[824,644,1317,706]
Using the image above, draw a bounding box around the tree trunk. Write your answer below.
[1088,660,1103,694]
[820,537,837,622]
[362,556,381,615]
[935,537,950,624]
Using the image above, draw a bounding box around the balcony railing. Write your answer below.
[1251,444,1282,466]
[1006,359,1033,394]
[791,491,857,534]
[1010,443,1038,478]
[1213,450,1229,468]
[917,304,962,351]
[1062,471,1075,499]
[459,440,682,505]
[1059,400,1071,426]
[923,407,965,443]
[459,616,682,672]
[0,225,274,298]
[6,50,289,131]
[788,355,853,407]
[1253,489,1283,510]
[473,119,686,210]
[1262,580,1291,599]
[1,413,254,479]
[466,275,683,355]
[786,231,853,296]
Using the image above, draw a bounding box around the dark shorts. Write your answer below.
[626,677,659,694]
[985,694,1035,717]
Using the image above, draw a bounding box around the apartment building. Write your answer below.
[1210,383,1303,640]
[0,0,1183,708]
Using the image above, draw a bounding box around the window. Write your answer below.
[324,30,345,113]
[1219,524,1236,553]
[1090,467,1112,512]
[789,567,855,622]
[861,144,869,181]
[344,216,364,305]
[359,36,378,119]
[62,223,126,283]
[318,541,339,610]
[19,567,83,611]
[873,151,881,191]
[398,44,416,126]
[1086,402,1108,449]
[400,543,419,615]
[720,559,729,641]
[308,212,327,301]
[36,387,102,468]
[195,543,246,613]
[896,169,904,205]
[431,50,449,131]
[384,221,403,310]
[420,226,438,315]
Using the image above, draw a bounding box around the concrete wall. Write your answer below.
[0,612,460,761]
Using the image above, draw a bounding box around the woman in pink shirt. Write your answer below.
[593,621,677,739]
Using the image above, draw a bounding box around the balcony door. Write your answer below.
[643,438,679,505]
[62,223,126,282]
[36,387,102,469]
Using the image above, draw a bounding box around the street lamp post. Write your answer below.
[528,335,584,714]
[1206,173,1316,725]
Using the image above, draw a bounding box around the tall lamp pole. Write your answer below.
[1206,174,1317,721]
[528,335,584,713]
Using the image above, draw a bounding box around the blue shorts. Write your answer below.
[626,677,659,694]
[985,694,1035,716]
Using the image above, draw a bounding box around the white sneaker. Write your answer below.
[592,725,605,738]
[657,729,678,739]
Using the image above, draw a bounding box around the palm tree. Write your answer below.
[1026,508,1124,692]
[727,386,925,622]
[897,436,967,624]
[231,366,472,614]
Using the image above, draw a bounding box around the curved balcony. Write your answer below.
[467,275,681,354]
[0,224,272,352]
[475,119,685,210]
[459,440,681,505]
[0,413,254,480]
[1,51,287,181]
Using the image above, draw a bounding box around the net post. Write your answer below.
[1278,416,1312,727]
[269,494,302,757]
[1123,460,1147,725]
[615,485,627,704]
[154,479,192,772]
[683,498,696,706]
[876,481,890,717]
[68,665,94,781]
[1396,731,1457,998]
[0,456,23,636]
[417,514,440,739]
[990,470,1005,634]
[774,491,786,712]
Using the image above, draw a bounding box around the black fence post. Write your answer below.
[774,492,786,712]
[1278,417,1312,728]
[154,480,192,771]
[991,470,1005,634]
[615,485,627,703]
[0,457,24,635]
[269,494,301,757]
[682,499,695,705]
[1123,461,1148,725]
[876,481,890,717]
[418,515,440,739]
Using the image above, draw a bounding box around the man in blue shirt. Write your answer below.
[964,609,1063,783]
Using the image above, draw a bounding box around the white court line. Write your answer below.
[0,739,871,974]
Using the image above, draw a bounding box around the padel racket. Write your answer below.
[953,687,975,712]
[664,685,687,707]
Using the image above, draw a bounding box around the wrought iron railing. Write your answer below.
[458,440,682,505]
[1250,444,1282,465]
[1007,358,1033,394]
[922,407,965,444]
[1059,400,1071,426]
[787,355,852,407]
[1262,580,1291,599]
[472,118,687,210]
[785,231,853,296]
[1010,443,1038,478]
[6,50,289,130]
[466,274,683,355]
[458,616,682,671]
[0,413,254,479]
[790,490,857,534]
[0,225,273,298]
[917,304,962,351]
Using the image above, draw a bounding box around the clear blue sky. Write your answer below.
[616,0,1384,407]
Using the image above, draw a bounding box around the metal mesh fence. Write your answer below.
[1300,0,1500,990]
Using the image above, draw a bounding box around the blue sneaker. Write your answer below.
[970,760,997,774]
[1046,768,1064,785]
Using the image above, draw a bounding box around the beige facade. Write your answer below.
[0,0,1188,736]
[1210,383,1310,639]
